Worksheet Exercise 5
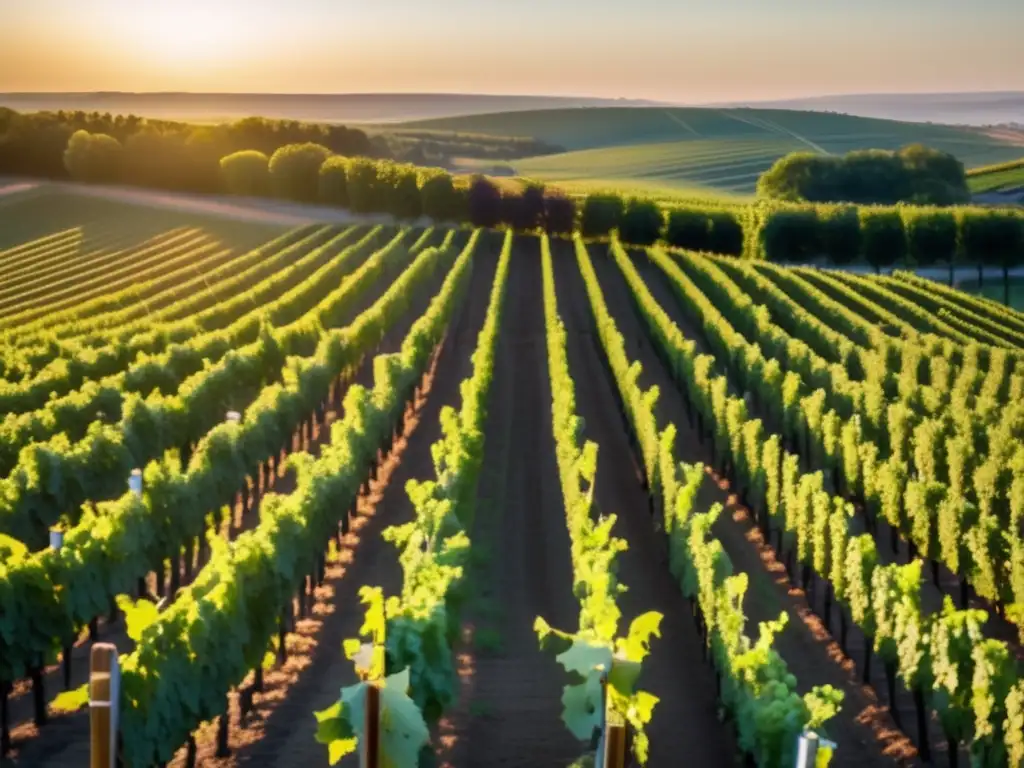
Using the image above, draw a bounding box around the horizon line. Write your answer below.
[1,88,1022,102]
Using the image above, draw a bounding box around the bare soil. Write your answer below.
[551,239,740,766]
[437,235,581,768]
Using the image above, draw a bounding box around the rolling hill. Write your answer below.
[402,106,1024,196]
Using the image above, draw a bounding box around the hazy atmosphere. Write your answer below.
[1,0,1022,101]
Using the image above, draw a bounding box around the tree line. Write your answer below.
[55,128,1024,284]
[757,145,973,206]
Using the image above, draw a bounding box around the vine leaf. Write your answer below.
[115,594,160,642]
[0,533,28,560]
[313,700,358,766]
[51,683,90,713]
[314,669,428,767]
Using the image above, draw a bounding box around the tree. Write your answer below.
[318,156,349,206]
[580,194,625,238]
[378,164,421,219]
[346,158,383,213]
[818,206,861,266]
[903,209,958,283]
[860,208,907,272]
[219,150,269,197]
[757,145,969,205]
[467,175,502,228]
[542,192,576,235]
[759,208,820,263]
[268,143,332,202]
[707,211,744,256]
[665,209,710,251]
[501,183,545,231]
[419,172,461,222]
[619,199,663,246]
[63,130,123,184]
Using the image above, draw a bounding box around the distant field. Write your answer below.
[967,158,1024,193]
[403,106,1024,194]
[0,92,659,124]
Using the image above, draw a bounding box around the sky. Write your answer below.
[0,0,1021,102]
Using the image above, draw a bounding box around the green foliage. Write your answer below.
[817,206,861,266]
[220,150,270,196]
[665,208,712,251]
[419,171,461,221]
[618,199,664,246]
[268,142,333,202]
[318,155,349,206]
[580,194,625,238]
[757,145,970,205]
[859,208,907,270]
[758,208,820,263]
[534,613,662,765]
[63,129,124,183]
[902,208,958,267]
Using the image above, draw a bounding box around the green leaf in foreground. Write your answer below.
[115,594,160,642]
[536,613,663,765]
[51,683,90,713]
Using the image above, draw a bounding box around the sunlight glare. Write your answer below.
[129,3,242,67]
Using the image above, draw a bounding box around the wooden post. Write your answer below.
[602,722,627,768]
[795,732,818,768]
[362,681,380,768]
[596,672,627,768]
[89,643,119,768]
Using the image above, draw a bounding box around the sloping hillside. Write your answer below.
[403,106,1024,194]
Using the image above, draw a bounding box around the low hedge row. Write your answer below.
[218,144,1024,265]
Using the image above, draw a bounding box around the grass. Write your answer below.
[402,106,1024,195]
[967,158,1024,194]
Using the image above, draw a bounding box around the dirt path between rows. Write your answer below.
[587,244,918,766]
[551,239,740,766]
[437,236,581,768]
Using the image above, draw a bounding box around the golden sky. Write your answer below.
[1,0,1022,101]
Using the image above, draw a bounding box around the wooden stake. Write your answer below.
[89,643,119,768]
[602,722,627,768]
[363,682,380,768]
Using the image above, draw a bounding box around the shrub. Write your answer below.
[903,209,957,267]
[860,208,907,271]
[268,142,332,202]
[346,157,383,213]
[63,130,123,184]
[501,184,545,231]
[759,208,820,263]
[580,194,625,238]
[467,175,502,228]
[961,210,1024,269]
[665,209,710,251]
[382,165,421,219]
[419,172,461,221]
[543,192,576,235]
[619,199,664,246]
[219,150,269,197]
[707,211,744,256]
[818,206,862,266]
[318,156,349,206]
